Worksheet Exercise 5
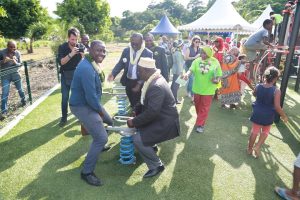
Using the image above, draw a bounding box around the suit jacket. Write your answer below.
[111,47,153,86]
[132,76,180,146]
[150,46,169,81]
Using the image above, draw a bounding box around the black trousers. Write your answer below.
[125,79,141,108]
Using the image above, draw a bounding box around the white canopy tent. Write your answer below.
[252,5,273,29]
[178,0,256,34]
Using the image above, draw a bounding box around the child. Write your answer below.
[247,66,288,158]
[238,54,255,91]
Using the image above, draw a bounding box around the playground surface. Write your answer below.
[0,46,299,200]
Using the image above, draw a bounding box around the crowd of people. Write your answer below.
[0,13,297,197]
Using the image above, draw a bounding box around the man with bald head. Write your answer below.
[70,40,110,186]
[0,40,26,117]
[108,33,153,110]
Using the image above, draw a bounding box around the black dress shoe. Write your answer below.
[59,118,67,127]
[102,145,111,152]
[81,172,103,186]
[143,165,165,178]
[176,100,182,104]
[152,145,158,153]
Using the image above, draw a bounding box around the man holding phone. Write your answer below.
[58,27,83,127]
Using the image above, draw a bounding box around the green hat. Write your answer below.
[202,46,213,58]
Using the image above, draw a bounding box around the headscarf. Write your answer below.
[202,46,214,58]
[214,37,224,51]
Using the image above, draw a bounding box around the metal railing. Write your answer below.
[0,56,59,121]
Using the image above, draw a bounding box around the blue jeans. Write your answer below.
[61,73,71,120]
[1,73,25,114]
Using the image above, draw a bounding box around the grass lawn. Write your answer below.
[0,46,299,200]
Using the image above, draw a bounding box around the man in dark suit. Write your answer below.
[144,33,169,81]
[127,57,180,178]
[107,33,152,109]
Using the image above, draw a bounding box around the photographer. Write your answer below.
[58,27,84,127]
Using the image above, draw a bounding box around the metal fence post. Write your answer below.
[56,56,61,82]
[275,1,300,123]
[23,61,32,104]
[274,2,293,70]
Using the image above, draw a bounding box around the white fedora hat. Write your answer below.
[138,57,156,69]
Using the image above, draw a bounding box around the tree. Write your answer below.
[0,6,7,17]
[141,24,156,36]
[187,0,207,21]
[111,17,126,39]
[187,0,204,10]
[234,0,287,23]
[55,0,111,36]
[206,0,216,11]
[26,22,47,53]
[148,0,191,24]
[0,0,48,39]
[120,0,191,32]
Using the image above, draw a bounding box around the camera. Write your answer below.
[76,43,85,53]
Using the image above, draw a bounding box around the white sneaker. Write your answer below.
[196,126,204,133]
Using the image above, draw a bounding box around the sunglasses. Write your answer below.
[194,40,200,43]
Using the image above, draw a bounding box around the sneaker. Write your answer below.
[196,126,204,133]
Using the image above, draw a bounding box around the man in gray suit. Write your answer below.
[127,57,180,178]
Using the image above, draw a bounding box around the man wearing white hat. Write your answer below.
[127,57,180,178]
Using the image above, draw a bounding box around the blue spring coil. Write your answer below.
[119,136,136,164]
[116,95,127,116]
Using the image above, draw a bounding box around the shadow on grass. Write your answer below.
[4,85,299,199]
[162,89,290,199]
[0,117,77,173]
[154,96,215,199]
[17,135,88,200]
[275,92,300,156]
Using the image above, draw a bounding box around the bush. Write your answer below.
[51,41,62,57]
[0,37,6,49]
[93,30,114,42]
[33,40,51,48]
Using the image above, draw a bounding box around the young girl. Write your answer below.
[247,66,288,158]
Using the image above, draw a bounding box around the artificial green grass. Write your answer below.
[0,84,299,200]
